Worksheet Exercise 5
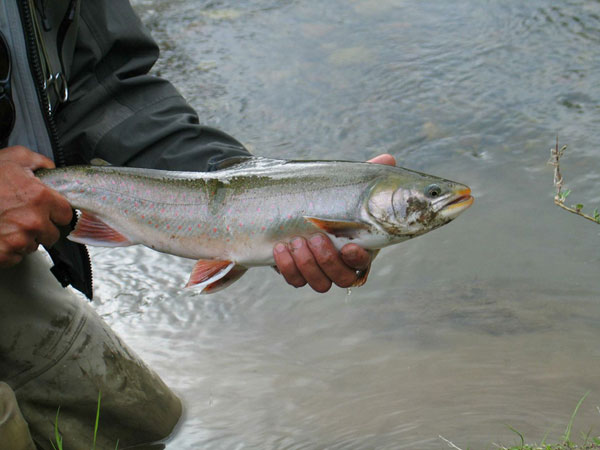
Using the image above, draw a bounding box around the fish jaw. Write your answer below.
[437,187,473,220]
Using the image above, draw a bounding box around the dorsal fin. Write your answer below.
[212,156,254,171]
[90,158,112,166]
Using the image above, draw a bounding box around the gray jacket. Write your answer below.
[4,0,250,298]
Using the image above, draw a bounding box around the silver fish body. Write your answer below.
[37,157,473,292]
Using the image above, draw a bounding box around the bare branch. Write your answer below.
[548,139,600,224]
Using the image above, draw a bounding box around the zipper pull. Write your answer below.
[41,15,51,32]
[34,0,51,31]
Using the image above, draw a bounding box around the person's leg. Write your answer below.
[0,251,182,450]
[0,382,36,450]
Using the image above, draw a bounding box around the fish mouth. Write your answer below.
[438,187,473,219]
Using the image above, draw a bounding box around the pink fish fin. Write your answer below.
[68,211,133,247]
[185,260,247,293]
[202,264,248,294]
[303,216,370,238]
[352,249,380,287]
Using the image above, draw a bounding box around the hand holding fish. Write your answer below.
[0,146,73,268]
[273,154,396,292]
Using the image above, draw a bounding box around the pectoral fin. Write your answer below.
[303,217,370,238]
[186,259,247,294]
[68,211,133,247]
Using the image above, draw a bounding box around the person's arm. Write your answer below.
[55,0,249,171]
[0,147,72,268]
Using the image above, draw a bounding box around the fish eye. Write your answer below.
[425,184,442,198]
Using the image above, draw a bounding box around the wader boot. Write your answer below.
[0,251,182,450]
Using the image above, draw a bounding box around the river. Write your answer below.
[92,0,600,448]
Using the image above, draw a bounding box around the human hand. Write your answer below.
[273,153,396,292]
[0,146,73,268]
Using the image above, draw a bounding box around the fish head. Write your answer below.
[367,171,473,238]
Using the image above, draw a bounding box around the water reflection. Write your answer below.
[91,0,600,448]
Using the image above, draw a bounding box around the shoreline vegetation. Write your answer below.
[440,439,600,450]
[441,392,599,450]
[50,393,599,450]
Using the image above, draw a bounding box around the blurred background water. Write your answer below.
[91,0,600,448]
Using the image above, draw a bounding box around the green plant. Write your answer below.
[563,391,591,444]
[440,392,599,450]
[50,407,63,450]
[50,391,119,450]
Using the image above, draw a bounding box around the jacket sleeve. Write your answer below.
[54,0,250,171]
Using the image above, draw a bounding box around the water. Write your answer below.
[92,0,600,448]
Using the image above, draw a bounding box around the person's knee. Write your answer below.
[147,388,183,441]
[0,382,36,450]
[0,382,20,426]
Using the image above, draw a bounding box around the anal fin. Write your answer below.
[186,260,247,294]
[68,211,133,247]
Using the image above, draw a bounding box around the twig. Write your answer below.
[548,137,600,224]
[439,435,465,450]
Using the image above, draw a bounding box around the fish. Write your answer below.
[36,157,473,293]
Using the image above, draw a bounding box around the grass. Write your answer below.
[50,391,119,450]
[440,392,600,450]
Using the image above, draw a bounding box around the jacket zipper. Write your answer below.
[19,0,94,298]
[19,0,65,165]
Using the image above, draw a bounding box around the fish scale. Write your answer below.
[37,157,473,293]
